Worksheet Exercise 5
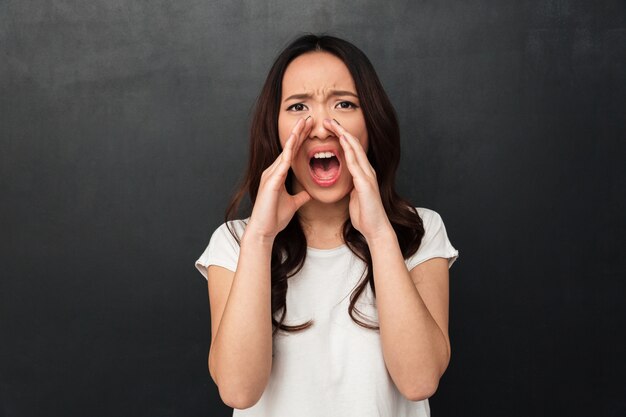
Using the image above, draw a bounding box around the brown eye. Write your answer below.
[337,101,358,109]
[287,103,306,111]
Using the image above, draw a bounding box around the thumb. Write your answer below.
[292,190,312,210]
[350,188,358,200]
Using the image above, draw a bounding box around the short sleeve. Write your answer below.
[405,207,459,271]
[194,220,246,280]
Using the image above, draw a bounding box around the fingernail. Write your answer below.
[306,115,311,121]
[333,118,341,126]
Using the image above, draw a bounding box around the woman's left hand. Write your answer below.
[323,118,393,242]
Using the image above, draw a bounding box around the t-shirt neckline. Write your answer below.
[306,244,350,256]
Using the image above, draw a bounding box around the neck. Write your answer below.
[292,181,350,244]
[297,197,350,232]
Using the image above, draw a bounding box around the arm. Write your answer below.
[208,116,312,409]
[321,117,451,401]
[368,229,451,401]
[208,230,274,409]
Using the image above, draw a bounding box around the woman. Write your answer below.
[195,33,459,416]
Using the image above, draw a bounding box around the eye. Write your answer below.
[286,103,307,112]
[336,101,358,109]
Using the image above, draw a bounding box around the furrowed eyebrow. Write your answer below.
[283,90,359,102]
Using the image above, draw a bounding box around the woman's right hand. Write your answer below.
[246,116,313,241]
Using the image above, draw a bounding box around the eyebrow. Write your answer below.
[283,90,359,102]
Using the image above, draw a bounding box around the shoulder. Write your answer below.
[212,217,249,243]
[414,206,453,239]
[415,206,437,219]
[405,206,459,270]
[194,216,251,278]
[414,206,444,229]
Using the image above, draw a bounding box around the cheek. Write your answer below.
[350,121,367,146]
[277,115,288,148]
[359,132,369,153]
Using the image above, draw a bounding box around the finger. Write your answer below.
[282,131,296,162]
[294,116,313,157]
[291,116,306,138]
[280,117,307,162]
[275,132,297,176]
[339,134,368,181]
[279,117,306,152]
[323,117,344,137]
[339,129,375,178]
[325,119,375,178]
[268,116,309,179]
[266,132,293,172]
[292,190,312,209]
[269,115,306,172]
[265,132,295,179]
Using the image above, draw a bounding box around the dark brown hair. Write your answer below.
[223,33,425,336]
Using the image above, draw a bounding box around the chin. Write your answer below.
[308,191,346,204]
[305,184,353,204]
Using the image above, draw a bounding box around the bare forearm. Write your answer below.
[368,230,449,400]
[210,229,274,405]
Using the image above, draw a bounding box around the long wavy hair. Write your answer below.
[223,33,425,336]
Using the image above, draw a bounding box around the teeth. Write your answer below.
[313,151,335,159]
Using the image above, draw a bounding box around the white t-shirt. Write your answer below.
[195,207,459,417]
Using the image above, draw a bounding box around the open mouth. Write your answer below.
[309,154,341,185]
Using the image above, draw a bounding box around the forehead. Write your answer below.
[281,51,356,97]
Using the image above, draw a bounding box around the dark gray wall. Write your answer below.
[1,1,624,416]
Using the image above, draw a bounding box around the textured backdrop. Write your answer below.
[1,1,625,416]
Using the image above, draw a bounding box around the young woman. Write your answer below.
[195,33,459,416]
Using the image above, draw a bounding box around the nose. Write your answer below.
[307,113,336,141]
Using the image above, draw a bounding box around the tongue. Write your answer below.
[311,157,340,180]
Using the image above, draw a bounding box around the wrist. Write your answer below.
[242,226,275,248]
[365,223,397,247]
